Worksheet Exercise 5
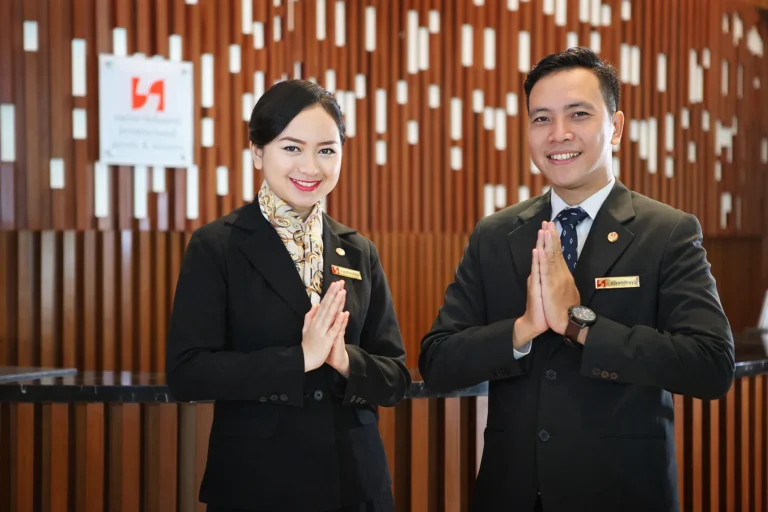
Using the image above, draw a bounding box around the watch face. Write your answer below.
[571,306,597,323]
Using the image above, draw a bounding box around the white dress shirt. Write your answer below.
[513,178,616,358]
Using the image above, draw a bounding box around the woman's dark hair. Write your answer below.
[248,79,346,147]
[523,47,621,115]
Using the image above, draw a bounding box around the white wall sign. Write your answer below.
[98,54,194,167]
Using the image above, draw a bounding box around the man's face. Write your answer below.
[527,68,624,193]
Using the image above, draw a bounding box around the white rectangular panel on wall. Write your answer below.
[375,89,386,134]
[451,98,462,140]
[483,184,495,217]
[665,156,674,178]
[375,140,387,166]
[473,90,484,114]
[419,28,430,71]
[201,54,214,107]
[113,28,127,56]
[217,166,229,196]
[518,32,531,72]
[50,158,65,189]
[462,25,473,67]
[495,109,506,150]
[450,146,462,171]
[484,28,496,69]
[0,104,15,162]
[407,10,418,74]
[72,40,87,96]
[648,117,658,173]
[316,0,327,40]
[133,165,148,219]
[335,1,346,47]
[518,185,531,202]
[242,0,253,34]
[657,53,666,92]
[506,93,518,116]
[495,185,507,208]
[566,32,578,50]
[555,0,567,26]
[186,166,199,220]
[242,149,254,201]
[152,166,165,193]
[365,7,376,52]
[94,162,109,218]
[253,22,265,49]
[665,113,674,151]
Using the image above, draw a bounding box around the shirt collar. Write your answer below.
[550,177,616,221]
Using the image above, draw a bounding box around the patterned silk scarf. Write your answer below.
[257,181,324,305]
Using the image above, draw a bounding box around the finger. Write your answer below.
[316,282,341,324]
[548,222,563,254]
[328,310,347,339]
[304,304,320,331]
[538,242,551,277]
[544,230,557,263]
[337,312,350,341]
[322,289,347,330]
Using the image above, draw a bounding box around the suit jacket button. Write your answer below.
[545,369,557,381]
[313,390,324,401]
[259,397,267,403]
[270,394,278,401]
[610,372,618,380]
[280,394,288,401]
[538,430,551,442]
[592,368,601,376]
[600,371,610,379]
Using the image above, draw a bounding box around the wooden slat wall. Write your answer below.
[1,0,768,511]
[0,376,767,512]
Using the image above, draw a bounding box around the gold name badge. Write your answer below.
[595,276,640,289]
[331,265,362,281]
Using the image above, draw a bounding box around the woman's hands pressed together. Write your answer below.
[301,280,351,376]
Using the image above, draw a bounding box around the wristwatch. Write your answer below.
[564,305,597,345]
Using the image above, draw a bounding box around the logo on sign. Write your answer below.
[596,279,606,288]
[131,78,165,112]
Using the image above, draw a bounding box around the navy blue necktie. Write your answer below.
[555,207,589,273]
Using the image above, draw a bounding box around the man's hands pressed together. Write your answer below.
[513,220,585,349]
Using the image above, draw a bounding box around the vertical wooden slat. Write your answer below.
[75,403,104,512]
[10,404,34,512]
[108,403,141,512]
[41,404,69,512]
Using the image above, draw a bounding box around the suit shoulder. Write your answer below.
[188,203,254,253]
[474,195,544,234]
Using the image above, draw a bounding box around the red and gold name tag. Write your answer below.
[595,276,640,289]
[331,265,362,281]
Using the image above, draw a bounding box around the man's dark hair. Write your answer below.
[523,47,621,115]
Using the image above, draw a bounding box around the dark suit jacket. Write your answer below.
[419,181,735,512]
[166,201,410,511]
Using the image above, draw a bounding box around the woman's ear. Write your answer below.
[250,142,263,170]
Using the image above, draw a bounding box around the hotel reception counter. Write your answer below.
[1,333,767,512]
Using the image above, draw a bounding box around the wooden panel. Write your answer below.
[1,377,767,511]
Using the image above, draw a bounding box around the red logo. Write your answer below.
[596,279,606,288]
[131,78,165,111]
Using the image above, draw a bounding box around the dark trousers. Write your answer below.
[206,487,394,512]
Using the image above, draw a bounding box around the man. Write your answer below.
[418,47,734,512]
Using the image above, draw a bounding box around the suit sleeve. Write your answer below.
[580,214,735,400]
[165,230,306,406]
[418,220,527,392]
[333,240,411,407]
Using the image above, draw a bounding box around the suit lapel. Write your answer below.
[233,202,312,319]
[508,192,552,287]
[573,181,636,306]
[322,216,362,296]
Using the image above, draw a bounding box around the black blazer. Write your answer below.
[166,201,410,511]
[419,181,735,512]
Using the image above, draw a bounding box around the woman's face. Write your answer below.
[251,104,343,218]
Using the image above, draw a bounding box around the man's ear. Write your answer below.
[610,111,625,146]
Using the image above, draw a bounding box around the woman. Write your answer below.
[166,80,410,512]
